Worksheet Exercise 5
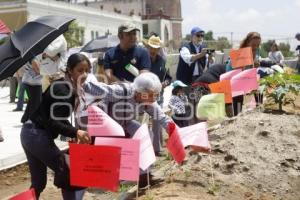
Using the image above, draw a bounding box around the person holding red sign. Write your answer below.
[20,53,91,199]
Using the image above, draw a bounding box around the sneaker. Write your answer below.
[12,108,23,112]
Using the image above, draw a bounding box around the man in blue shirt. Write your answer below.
[104,22,151,83]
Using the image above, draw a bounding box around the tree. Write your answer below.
[63,21,85,48]
[204,31,214,41]
[215,37,232,50]
[278,42,294,57]
[260,40,293,58]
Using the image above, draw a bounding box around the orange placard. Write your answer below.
[208,80,232,103]
[229,47,253,68]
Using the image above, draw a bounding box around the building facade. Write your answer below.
[81,0,183,44]
[27,0,142,45]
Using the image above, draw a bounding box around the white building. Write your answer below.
[27,0,143,45]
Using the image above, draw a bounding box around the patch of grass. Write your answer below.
[118,183,134,193]
[207,184,220,196]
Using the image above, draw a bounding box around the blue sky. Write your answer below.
[181,0,299,47]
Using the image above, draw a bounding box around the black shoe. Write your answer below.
[138,173,163,189]
[12,108,22,112]
[155,151,164,157]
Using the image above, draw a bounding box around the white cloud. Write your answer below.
[296,0,300,7]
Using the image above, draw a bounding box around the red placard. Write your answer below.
[9,188,36,200]
[69,143,121,192]
[166,124,186,164]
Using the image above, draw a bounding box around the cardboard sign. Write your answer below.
[209,80,232,103]
[87,105,125,137]
[166,126,186,164]
[132,124,156,171]
[231,68,258,97]
[196,93,226,120]
[69,143,121,192]
[9,189,36,200]
[220,69,242,81]
[95,137,140,182]
[230,47,253,68]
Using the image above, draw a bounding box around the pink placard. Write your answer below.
[95,137,140,182]
[87,106,125,137]
[220,69,242,81]
[133,124,156,171]
[178,122,211,150]
[231,68,258,97]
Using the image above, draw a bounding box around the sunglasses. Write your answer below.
[196,34,204,38]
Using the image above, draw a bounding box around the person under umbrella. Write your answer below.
[0,15,74,82]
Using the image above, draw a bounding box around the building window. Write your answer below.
[146,4,151,14]
[143,24,149,37]
[91,31,94,40]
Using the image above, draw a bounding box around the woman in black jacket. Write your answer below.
[20,53,91,199]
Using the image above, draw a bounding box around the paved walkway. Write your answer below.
[0,87,67,170]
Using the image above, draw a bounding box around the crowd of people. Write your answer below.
[2,21,300,199]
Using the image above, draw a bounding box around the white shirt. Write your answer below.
[180,43,203,76]
[268,51,284,64]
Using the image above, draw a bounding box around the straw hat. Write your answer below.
[144,35,162,49]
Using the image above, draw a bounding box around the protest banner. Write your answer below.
[231,68,258,97]
[220,69,242,81]
[209,80,232,103]
[229,47,253,68]
[9,188,36,200]
[87,105,125,137]
[133,124,156,170]
[177,122,211,153]
[69,143,121,192]
[166,124,186,164]
[196,93,226,120]
[95,137,140,181]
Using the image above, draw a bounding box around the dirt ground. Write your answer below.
[1,95,299,200]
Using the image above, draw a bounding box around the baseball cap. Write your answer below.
[118,22,140,34]
[191,27,204,35]
[172,80,188,88]
[295,33,300,39]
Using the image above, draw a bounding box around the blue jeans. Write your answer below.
[20,123,85,200]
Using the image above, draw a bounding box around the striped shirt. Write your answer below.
[82,81,172,129]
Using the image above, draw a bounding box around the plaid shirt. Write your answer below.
[168,94,188,115]
[82,81,172,129]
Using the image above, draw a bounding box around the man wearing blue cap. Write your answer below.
[176,27,211,85]
[176,27,213,125]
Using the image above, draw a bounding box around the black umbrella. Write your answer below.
[0,39,25,81]
[80,35,119,53]
[0,15,75,81]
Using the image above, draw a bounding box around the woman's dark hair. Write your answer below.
[271,42,279,51]
[172,86,183,95]
[67,53,91,72]
[240,32,261,48]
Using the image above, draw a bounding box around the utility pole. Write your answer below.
[230,32,233,47]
